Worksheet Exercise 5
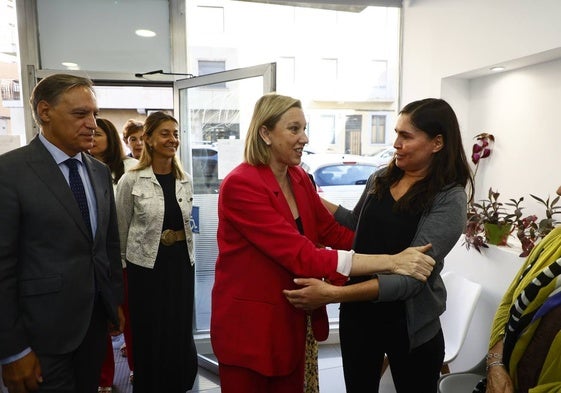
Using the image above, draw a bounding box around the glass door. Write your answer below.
[174,63,276,364]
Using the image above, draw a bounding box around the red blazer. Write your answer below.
[211,163,354,377]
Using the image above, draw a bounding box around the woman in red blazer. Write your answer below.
[210,93,434,393]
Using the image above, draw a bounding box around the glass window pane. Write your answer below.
[198,60,226,75]
[311,114,335,146]
[0,0,24,152]
[179,75,264,332]
[372,60,388,88]
[198,60,227,88]
[371,114,386,144]
[36,0,171,73]
[185,1,401,327]
[194,6,224,34]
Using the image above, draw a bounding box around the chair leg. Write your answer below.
[381,355,390,375]
[441,363,450,375]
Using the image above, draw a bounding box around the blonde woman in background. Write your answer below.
[116,111,198,393]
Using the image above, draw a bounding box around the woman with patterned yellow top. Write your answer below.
[475,186,561,393]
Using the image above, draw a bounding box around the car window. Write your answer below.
[192,147,220,193]
[314,164,377,186]
[381,150,394,159]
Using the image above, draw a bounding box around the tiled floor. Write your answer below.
[109,343,397,393]
[1,344,398,393]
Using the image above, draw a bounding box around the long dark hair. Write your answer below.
[371,98,473,213]
[96,118,127,184]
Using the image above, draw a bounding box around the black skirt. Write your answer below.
[127,241,198,393]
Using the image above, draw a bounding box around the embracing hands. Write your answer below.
[283,243,436,311]
[390,244,435,281]
[283,278,334,312]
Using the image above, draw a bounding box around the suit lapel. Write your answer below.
[289,167,314,236]
[256,166,295,225]
[257,165,306,232]
[26,138,91,240]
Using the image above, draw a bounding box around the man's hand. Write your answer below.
[283,278,336,311]
[2,351,42,393]
[390,244,435,281]
[108,305,125,336]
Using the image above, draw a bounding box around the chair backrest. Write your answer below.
[441,271,482,364]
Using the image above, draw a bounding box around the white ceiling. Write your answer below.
[234,0,401,12]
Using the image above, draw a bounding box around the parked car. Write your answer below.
[369,146,396,168]
[300,153,380,210]
[191,144,219,193]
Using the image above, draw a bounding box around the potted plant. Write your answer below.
[530,194,561,238]
[463,132,560,256]
[464,190,559,257]
[505,196,539,257]
[467,188,514,247]
[471,132,494,178]
[463,133,497,252]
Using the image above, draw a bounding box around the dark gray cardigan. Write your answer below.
[333,175,467,350]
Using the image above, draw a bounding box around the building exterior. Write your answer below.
[186,1,400,155]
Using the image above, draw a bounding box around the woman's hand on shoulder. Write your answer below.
[390,244,435,281]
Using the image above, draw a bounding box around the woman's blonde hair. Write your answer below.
[134,111,185,180]
[244,93,302,166]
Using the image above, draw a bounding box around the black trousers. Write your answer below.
[340,301,444,393]
[36,300,108,393]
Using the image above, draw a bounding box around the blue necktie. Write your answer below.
[64,158,92,235]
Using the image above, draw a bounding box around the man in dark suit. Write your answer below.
[0,74,124,393]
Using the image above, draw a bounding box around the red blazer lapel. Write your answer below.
[255,165,297,229]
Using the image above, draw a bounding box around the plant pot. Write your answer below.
[484,223,513,246]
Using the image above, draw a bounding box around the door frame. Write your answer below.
[174,62,276,172]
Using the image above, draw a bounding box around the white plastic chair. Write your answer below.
[438,357,486,393]
[381,271,482,375]
[440,271,482,374]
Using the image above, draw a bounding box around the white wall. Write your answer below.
[401,0,561,372]
[466,58,561,205]
[401,0,561,104]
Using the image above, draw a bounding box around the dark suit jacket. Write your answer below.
[211,163,353,376]
[0,136,123,358]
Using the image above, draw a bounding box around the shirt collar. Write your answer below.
[39,133,83,165]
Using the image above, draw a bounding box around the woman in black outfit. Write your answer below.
[116,111,197,393]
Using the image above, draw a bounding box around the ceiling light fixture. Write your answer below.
[61,62,79,69]
[490,66,505,72]
[135,29,156,38]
